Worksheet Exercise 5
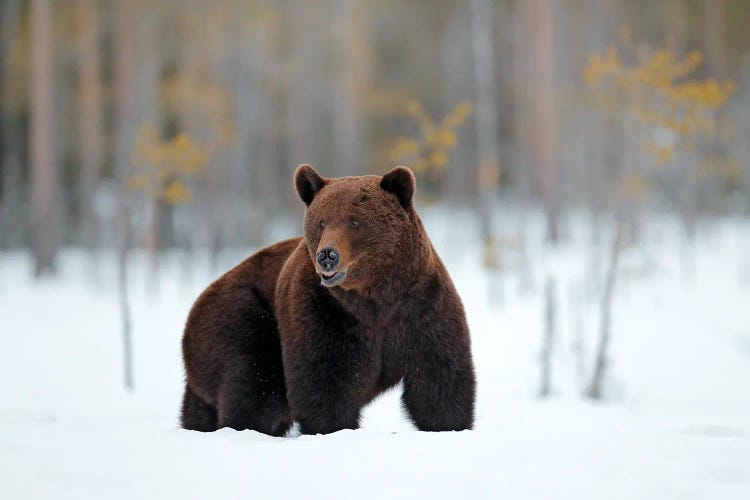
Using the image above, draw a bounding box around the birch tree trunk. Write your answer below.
[665,0,688,53]
[470,0,500,257]
[135,12,163,277]
[703,0,726,79]
[30,0,57,276]
[586,218,624,399]
[76,0,103,254]
[287,0,325,207]
[114,0,137,392]
[530,0,560,243]
[332,0,369,177]
[539,276,556,397]
[0,0,23,249]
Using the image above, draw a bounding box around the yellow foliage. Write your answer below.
[389,99,473,174]
[584,43,734,167]
[390,137,420,159]
[161,76,235,154]
[643,142,675,165]
[129,123,208,204]
[163,180,192,204]
[655,146,674,165]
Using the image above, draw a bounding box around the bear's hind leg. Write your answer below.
[217,374,291,437]
[181,385,218,432]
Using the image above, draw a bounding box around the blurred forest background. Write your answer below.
[1,0,749,275]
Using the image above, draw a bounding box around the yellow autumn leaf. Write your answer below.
[163,180,192,205]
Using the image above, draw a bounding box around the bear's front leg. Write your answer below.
[401,314,476,432]
[283,325,377,435]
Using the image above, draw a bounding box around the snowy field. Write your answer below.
[1,210,750,499]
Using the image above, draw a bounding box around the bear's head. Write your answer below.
[294,164,420,290]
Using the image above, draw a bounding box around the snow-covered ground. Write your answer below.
[1,211,749,499]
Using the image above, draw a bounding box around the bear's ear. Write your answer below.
[380,166,415,209]
[294,164,327,206]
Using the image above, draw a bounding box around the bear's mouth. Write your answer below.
[320,270,346,287]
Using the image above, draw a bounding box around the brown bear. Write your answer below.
[180,165,476,435]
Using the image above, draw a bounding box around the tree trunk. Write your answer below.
[704,0,727,78]
[228,17,270,245]
[332,0,369,177]
[470,0,500,260]
[664,0,688,55]
[0,0,23,249]
[586,217,624,399]
[117,208,133,392]
[530,0,560,244]
[539,276,556,397]
[76,0,103,254]
[29,0,57,276]
[286,0,325,207]
[132,11,162,269]
[114,0,137,392]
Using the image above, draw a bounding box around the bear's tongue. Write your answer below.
[321,271,336,279]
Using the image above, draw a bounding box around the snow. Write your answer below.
[1,211,750,499]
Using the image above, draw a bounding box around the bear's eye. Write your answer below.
[348,219,360,229]
[319,221,326,230]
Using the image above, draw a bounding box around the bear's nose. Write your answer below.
[316,247,339,270]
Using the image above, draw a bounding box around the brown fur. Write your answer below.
[181,165,476,435]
